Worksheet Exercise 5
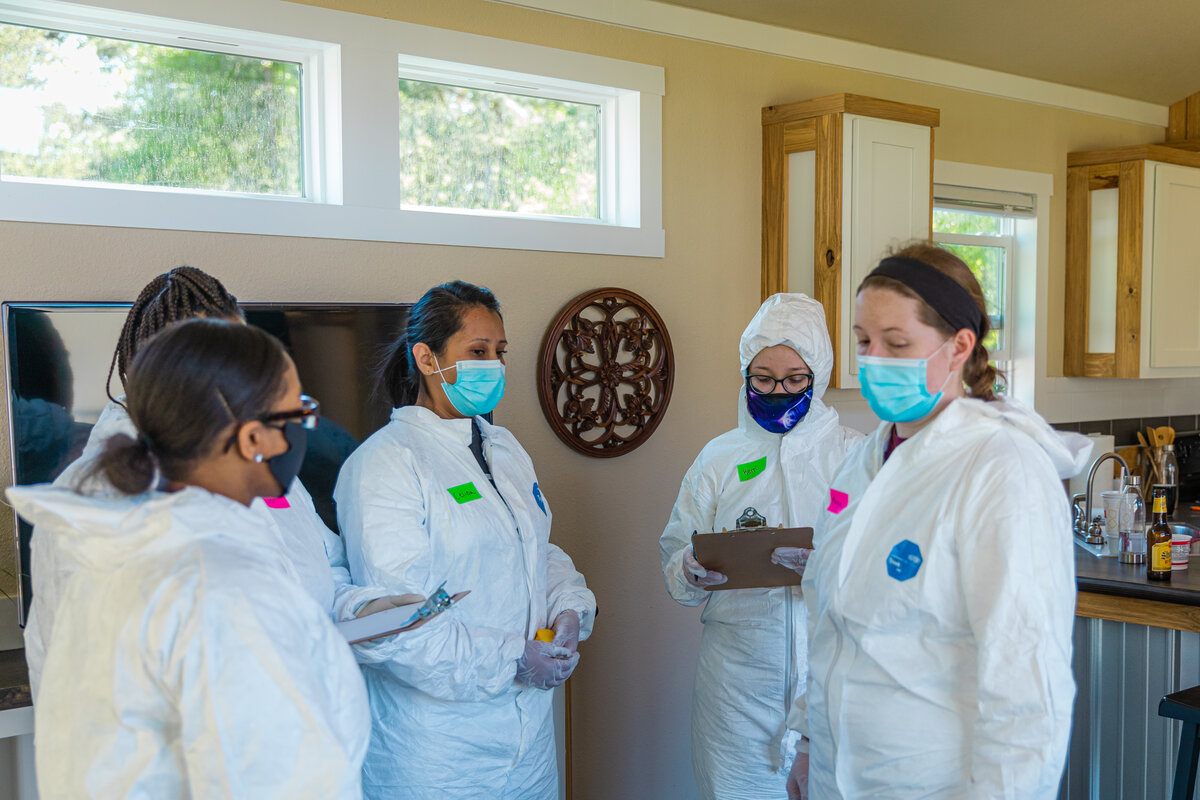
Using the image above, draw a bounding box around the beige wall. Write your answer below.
[0,1,1167,797]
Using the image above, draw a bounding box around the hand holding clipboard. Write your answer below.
[690,509,814,591]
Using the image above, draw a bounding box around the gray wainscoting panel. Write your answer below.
[1060,616,1200,799]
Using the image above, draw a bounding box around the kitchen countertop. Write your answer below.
[1074,504,1200,631]
[1077,502,1200,602]
[1076,549,1200,605]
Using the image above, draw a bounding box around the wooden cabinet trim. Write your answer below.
[1114,160,1144,378]
[762,93,939,128]
[761,123,787,299]
[813,113,843,385]
[1063,166,1090,376]
[1063,160,1144,378]
[782,119,817,153]
[1068,144,1200,169]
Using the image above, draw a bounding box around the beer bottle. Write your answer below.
[1147,486,1172,581]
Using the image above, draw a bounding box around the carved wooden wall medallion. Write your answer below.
[537,288,674,458]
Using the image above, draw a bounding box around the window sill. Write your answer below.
[0,180,665,257]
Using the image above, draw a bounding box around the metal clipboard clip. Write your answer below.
[402,581,459,626]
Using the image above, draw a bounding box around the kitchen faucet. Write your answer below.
[1072,452,1130,543]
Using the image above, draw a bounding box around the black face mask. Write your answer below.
[267,421,308,495]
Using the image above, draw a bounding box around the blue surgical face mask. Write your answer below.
[857,339,954,423]
[433,356,506,417]
[746,383,813,434]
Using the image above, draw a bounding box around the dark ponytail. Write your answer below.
[379,281,502,407]
[91,318,289,495]
[97,433,159,496]
[107,266,242,403]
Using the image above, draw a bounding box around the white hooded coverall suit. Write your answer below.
[334,405,597,800]
[6,485,371,799]
[794,397,1091,798]
[24,400,388,702]
[660,294,862,799]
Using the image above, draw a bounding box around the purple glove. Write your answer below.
[551,610,581,655]
[683,545,728,588]
[771,547,813,577]
[516,640,579,690]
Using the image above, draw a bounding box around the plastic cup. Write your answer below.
[1101,491,1123,554]
[1172,533,1191,571]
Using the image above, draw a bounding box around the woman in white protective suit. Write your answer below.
[6,318,371,798]
[25,266,402,703]
[786,243,1091,799]
[333,280,597,800]
[659,293,863,800]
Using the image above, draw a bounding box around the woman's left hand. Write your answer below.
[551,610,581,655]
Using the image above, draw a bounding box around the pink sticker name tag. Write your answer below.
[263,496,290,510]
[827,489,848,514]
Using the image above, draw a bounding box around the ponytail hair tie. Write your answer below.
[137,432,155,452]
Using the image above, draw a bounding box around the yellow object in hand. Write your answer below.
[535,628,555,643]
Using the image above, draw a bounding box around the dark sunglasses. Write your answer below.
[223,394,320,452]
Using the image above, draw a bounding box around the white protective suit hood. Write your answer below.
[6,484,370,799]
[972,396,1094,479]
[660,292,863,799]
[737,293,835,439]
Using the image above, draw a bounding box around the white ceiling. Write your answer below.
[657,0,1200,105]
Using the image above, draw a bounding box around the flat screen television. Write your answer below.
[3,302,410,626]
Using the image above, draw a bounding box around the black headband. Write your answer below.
[866,256,985,338]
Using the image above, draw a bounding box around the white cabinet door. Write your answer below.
[839,115,931,387]
[1147,162,1200,372]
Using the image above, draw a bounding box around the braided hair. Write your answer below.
[107,267,241,403]
[92,318,289,495]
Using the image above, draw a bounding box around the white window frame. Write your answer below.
[0,0,665,257]
[396,58,632,227]
[0,0,338,203]
[932,217,1016,366]
[933,161,1053,407]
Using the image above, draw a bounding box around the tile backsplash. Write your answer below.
[1054,415,1199,448]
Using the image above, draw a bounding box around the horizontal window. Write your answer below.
[0,21,304,196]
[0,0,665,257]
[399,78,600,219]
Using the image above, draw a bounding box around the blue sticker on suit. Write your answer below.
[886,540,923,582]
[532,482,547,515]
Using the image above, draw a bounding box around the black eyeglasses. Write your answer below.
[223,394,321,452]
[746,373,814,395]
[259,394,321,430]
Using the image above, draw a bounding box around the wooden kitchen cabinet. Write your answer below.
[761,94,939,388]
[1064,145,1200,377]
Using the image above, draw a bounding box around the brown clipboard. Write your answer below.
[690,526,814,590]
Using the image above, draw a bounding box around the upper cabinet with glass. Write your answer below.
[761,94,939,388]
[1064,144,1200,378]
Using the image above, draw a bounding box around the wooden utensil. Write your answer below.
[1158,426,1175,445]
[1147,427,1160,448]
